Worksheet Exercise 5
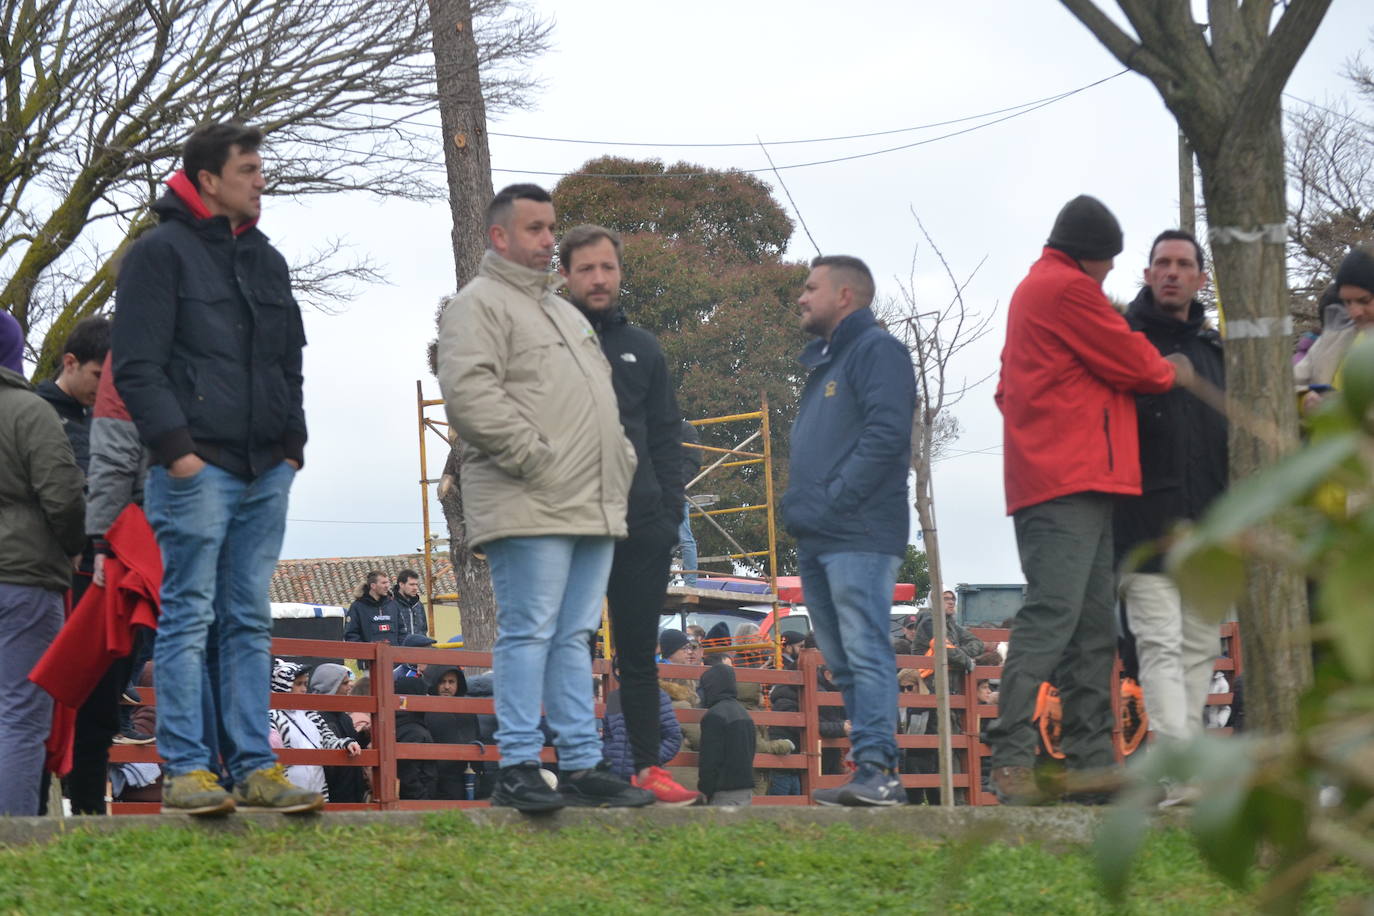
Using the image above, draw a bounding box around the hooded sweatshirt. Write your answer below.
[697,664,755,798]
[307,663,368,804]
[269,660,352,799]
[422,663,479,800]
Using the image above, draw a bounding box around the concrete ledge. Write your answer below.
[0,805,1119,849]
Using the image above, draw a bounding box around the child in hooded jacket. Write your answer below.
[269,660,359,800]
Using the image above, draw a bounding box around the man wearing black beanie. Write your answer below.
[990,195,1191,805]
[1334,247,1374,333]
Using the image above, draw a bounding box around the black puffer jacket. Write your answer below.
[1113,289,1227,572]
[578,305,683,542]
[113,177,307,478]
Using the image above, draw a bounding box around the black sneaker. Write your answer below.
[558,761,655,808]
[491,763,565,813]
[112,726,156,745]
[813,761,905,807]
[121,686,141,705]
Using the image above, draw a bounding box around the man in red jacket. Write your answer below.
[989,196,1191,805]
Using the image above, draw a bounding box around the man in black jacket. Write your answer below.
[558,224,699,806]
[1113,230,1226,748]
[112,123,315,816]
[698,664,755,805]
[35,317,109,476]
[392,568,427,640]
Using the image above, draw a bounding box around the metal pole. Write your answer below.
[417,380,435,637]
[759,392,782,668]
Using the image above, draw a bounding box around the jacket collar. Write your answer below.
[1126,287,1206,335]
[479,249,559,299]
[572,301,627,332]
[799,307,877,369]
[0,365,32,391]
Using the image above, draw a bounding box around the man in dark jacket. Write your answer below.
[392,569,427,640]
[559,224,699,807]
[697,664,755,805]
[0,312,86,816]
[990,196,1186,806]
[345,571,402,648]
[34,317,109,475]
[782,255,915,807]
[112,123,313,815]
[394,676,437,801]
[422,662,480,800]
[1114,230,1226,748]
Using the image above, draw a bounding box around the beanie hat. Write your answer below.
[0,311,23,374]
[1334,247,1374,296]
[1046,195,1124,261]
[659,629,689,658]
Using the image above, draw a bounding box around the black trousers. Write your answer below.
[987,492,1117,772]
[606,529,675,775]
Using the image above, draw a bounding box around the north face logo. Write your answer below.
[620,353,637,363]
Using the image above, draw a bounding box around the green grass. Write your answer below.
[0,817,1368,914]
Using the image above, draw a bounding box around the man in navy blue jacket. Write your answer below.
[782,255,916,806]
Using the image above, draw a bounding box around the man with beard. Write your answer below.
[557,224,700,806]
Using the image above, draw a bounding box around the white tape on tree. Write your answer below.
[1225,316,1293,339]
[1208,224,1286,245]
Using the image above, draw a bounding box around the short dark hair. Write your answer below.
[486,183,552,230]
[1148,230,1205,272]
[183,123,263,191]
[811,255,875,308]
[60,316,110,366]
[396,569,420,585]
[558,224,623,271]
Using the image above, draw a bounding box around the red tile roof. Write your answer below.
[270,554,456,608]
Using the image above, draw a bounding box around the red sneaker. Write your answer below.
[632,766,703,807]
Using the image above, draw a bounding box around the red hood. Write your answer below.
[166,170,258,236]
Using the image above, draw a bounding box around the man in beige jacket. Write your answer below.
[436,183,652,812]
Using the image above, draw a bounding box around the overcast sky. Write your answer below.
[266,1,1370,591]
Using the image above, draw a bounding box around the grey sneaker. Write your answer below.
[814,762,905,807]
[231,764,324,814]
[558,761,655,808]
[162,769,235,816]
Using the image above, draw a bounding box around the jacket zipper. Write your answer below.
[1102,408,1114,471]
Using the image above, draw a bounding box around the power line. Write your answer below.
[490,72,1127,149]
[492,71,1129,178]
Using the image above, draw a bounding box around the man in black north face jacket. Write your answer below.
[558,224,698,806]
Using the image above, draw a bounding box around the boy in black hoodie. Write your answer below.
[393,676,437,800]
[698,664,755,806]
[423,662,480,800]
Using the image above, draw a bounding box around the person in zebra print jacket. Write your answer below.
[269,659,360,800]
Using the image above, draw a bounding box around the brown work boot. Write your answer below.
[991,765,1051,806]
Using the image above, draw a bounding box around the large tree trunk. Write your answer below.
[1195,114,1312,734]
[429,0,498,650]
[1058,0,1333,735]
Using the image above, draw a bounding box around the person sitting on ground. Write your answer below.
[269,660,361,801]
[697,663,756,807]
[307,663,369,804]
[423,662,481,801]
[601,682,691,803]
[735,678,796,795]
[393,675,437,800]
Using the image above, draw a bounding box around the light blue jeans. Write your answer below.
[145,461,294,781]
[484,535,615,771]
[678,503,698,586]
[798,550,902,769]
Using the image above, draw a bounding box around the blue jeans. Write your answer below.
[484,535,615,771]
[678,503,698,586]
[798,550,902,769]
[145,461,295,781]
